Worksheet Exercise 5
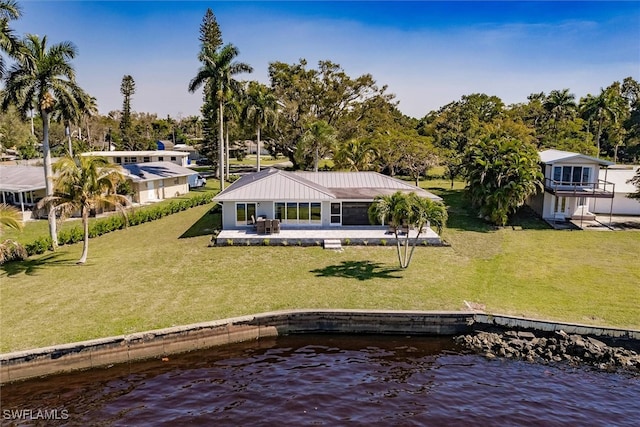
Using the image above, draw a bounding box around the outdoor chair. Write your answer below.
[272,219,280,234]
[264,219,273,234]
[256,219,266,234]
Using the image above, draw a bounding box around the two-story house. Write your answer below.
[528,149,615,222]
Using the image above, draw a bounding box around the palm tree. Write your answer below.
[333,138,377,171]
[544,89,577,139]
[40,155,129,264]
[368,191,447,269]
[1,34,87,248]
[0,203,23,232]
[0,0,21,78]
[189,43,252,190]
[297,120,336,172]
[580,86,626,159]
[244,81,278,172]
[52,88,94,156]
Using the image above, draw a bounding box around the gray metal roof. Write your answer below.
[539,149,614,166]
[122,162,196,182]
[0,165,46,192]
[214,168,441,201]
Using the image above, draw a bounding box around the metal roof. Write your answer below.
[0,165,46,192]
[82,150,188,157]
[539,149,614,166]
[122,162,196,182]
[214,169,441,201]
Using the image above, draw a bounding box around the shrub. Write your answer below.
[25,236,52,255]
[262,238,270,246]
[0,239,28,264]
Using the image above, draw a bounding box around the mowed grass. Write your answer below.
[1,184,640,352]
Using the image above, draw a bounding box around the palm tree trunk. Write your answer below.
[218,100,225,191]
[225,125,230,180]
[256,125,261,172]
[78,207,89,264]
[314,146,319,172]
[42,111,58,249]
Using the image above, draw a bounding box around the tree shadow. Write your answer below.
[310,261,403,281]
[179,205,222,239]
[1,253,74,277]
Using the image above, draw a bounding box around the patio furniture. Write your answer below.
[264,219,273,235]
[272,219,280,234]
[256,219,266,234]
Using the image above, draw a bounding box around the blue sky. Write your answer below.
[10,1,640,119]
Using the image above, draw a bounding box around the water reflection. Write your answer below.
[2,335,639,426]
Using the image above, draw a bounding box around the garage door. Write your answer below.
[341,202,372,225]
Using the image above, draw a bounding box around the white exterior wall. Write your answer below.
[590,194,640,215]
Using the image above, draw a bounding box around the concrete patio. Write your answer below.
[215,226,443,247]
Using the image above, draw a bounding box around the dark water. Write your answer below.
[2,335,639,426]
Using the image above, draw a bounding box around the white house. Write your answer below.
[82,150,190,167]
[528,149,615,221]
[590,166,640,215]
[213,168,442,231]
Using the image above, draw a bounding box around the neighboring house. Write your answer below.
[156,140,175,151]
[213,168,442,230]
[528,149,615,221]
[82,150,190,167]
[590,166,640,215]
[121,162,195,204]
[0,165,47,220]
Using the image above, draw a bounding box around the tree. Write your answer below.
[244,81,278,172]
[368,191,447,268]
[119,74,135,150]
[543,89,577,140]
[463,137,543,226]
[40,155,129,264]
[333,138,377,171]
[0,0,20,78]
[1,34,86,248]
[580,85,625,158]
[296,119,336,171]
[0,203,26,264]
[189,43,252,190]
[0,203,22,232]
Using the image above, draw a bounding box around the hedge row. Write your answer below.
[24,192,215,257]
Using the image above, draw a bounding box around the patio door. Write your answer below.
[236,202,257,226]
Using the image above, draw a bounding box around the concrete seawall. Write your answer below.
[2,310,639,384]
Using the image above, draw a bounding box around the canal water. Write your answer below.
[2,334,639,426]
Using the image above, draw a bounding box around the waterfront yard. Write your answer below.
[1,181,639,353]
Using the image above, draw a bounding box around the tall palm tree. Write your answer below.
[40,155,129,264]
[52,87,94,156]
[333,138,377,171]
[1,34,87,248]
[543,89,577,139]
[189,43,252,190]
[244,81,278,172]
[580,87,625,159]
[0,0,21,78]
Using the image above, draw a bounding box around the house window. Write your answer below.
[554,166,591,186]
[143,157,150,163]
[236,203,256,225]
[275,202,321,224]
[171,156,177,161]
[330,203,341,224]
[158,156,164,161]
[115,157,122,164]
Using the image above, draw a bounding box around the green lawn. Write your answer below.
[1,182,639,353]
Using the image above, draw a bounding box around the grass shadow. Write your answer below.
[310,261,403,281]
[180,205,222,239]
[1,253,74,277]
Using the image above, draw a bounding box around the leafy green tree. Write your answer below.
[41,155,129,264]
[543,89,577,140]
[0,0,20,78]
[243,81,278,171]
[296,119,336,171]
[1,34,86,248]
[463,137,543,226]
[368,191,447,268]
[189,43,252,189]
[580,84,626,159]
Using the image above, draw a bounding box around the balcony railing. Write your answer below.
[544,178,615,198]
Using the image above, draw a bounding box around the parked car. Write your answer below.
[188,174,207,189]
